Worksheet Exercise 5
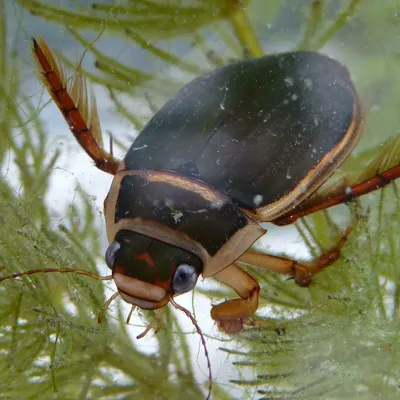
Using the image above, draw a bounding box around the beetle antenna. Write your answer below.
[169,295,212,400]
[0,268,113,284]
[98,291,120,324]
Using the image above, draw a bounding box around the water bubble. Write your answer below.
[253,194,263,206]
[304,78,313,89]
[284,76,294,87]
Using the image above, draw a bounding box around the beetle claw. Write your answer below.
[294,266,313,286]
[216,317,264,334]
[217,318,244,334]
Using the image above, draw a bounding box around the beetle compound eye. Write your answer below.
[105,241,121,269]
[172,264,199,294]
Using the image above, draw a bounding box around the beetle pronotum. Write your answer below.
[1,38,400,399]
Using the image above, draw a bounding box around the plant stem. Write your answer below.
[314,0,363,50]
[297,0,324,50]
[228,3,263,57]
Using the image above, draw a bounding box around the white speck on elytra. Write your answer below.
[253,194,263,206]
[131,144,148,151]
[284,76,294,87]
[171,211,183,224]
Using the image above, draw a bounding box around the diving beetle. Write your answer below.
[3,38,399,339]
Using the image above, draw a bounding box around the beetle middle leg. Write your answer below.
[210,264,260,334]
[237,227,352,286]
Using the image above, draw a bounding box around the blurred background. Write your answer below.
[0,0,400,399]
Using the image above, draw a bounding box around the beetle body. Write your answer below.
[104,52,363,314]
[30,37,392,335]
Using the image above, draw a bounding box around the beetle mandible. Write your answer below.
[2,38,400,338]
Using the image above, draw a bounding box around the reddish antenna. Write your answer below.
[0,268,112,284]
[169,295,212,400]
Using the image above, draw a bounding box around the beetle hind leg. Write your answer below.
[273,166,400,227]
[210,264,260,334]
[32,38,121,175]
[237,227,352,286]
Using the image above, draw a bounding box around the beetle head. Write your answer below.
[105,229,203,309]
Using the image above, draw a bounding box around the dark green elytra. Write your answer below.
[124,52,356,209]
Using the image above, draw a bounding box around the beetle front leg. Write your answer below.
[237,227,351,286]
[210,264,260,334]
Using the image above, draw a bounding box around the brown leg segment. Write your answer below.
[210,264,260,334]
[32,38,120,175]
[237,227,352,286]
[273,166,400,226]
